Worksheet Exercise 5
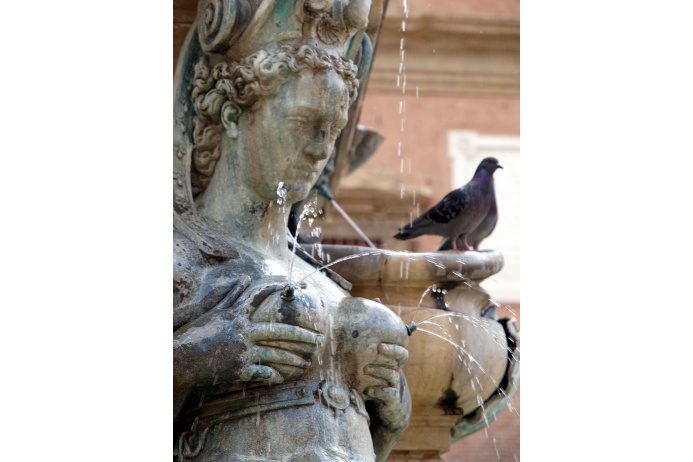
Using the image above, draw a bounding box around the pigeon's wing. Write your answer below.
[468,184,498,249]
[425,188,470,224]
[394,186,471,240]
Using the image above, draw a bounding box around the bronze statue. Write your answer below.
[173,1,412,460]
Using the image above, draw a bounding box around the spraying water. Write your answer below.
[287,200,318,285]
[297,250,385,285]
[316,184,377,249]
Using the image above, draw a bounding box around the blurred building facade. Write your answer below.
[322,1,520,460]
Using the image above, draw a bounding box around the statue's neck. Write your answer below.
[195,155,292,260]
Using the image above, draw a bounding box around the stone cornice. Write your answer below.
[369,13,520,95]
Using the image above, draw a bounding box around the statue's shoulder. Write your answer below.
[174,227,206,312]
[173,227,258,331]
[173,226,253,278]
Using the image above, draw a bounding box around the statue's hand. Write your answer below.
[241,320,324,385]
[174,281,325,400]
[363,343,411,430]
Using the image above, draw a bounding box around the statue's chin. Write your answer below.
[284,183,313,204]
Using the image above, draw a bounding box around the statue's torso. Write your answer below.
[174,230,379,461]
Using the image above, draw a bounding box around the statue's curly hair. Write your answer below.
[190,44,359,196]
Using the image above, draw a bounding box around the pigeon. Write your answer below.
[394,157,502,251]
[437,180,497,251]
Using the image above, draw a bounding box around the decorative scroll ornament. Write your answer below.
[197,0,251,53]
[194,0,373,61]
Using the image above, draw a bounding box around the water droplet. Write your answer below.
[276,182,287,204]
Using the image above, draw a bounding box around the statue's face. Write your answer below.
[242,68,349,204]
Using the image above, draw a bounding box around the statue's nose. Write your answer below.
[304,141,330,161]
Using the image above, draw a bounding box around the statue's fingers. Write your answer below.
[258,339,319,358]
[363,365,400,388]
[377,343,409,367]
[364,386,399,402]
[266,363,309,382]
[252,346,312,369]
[247,323,323,345]
[239,365,284,386]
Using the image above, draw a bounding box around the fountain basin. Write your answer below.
[318,245,516,459]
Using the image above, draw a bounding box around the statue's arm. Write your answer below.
[369,370,412,462]
[360,342,412,461]
[335,297,414,460]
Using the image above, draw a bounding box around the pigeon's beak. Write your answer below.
[498,164,503,169]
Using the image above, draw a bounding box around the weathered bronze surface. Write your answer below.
[174,1,412,461]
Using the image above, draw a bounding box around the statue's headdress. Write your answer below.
[196,0,373,62]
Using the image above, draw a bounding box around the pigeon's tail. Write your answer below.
[393,224,426,240]
[393,227,414,240]
[394,215,435,240]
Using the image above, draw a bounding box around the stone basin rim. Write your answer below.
[316,244,504,285]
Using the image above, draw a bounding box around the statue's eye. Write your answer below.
[287,115,309,126]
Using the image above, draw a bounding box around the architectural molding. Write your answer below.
[176,5,520,95]
[369,14,520,95]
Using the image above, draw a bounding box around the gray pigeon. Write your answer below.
[394,157,502,251]
[437,180,498,251]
